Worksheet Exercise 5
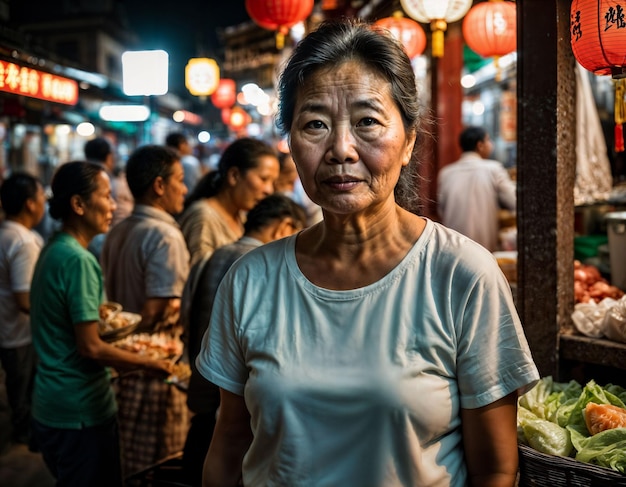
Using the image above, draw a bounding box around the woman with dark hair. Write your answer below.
[197,19,539,487]
[30,161,172,487]
[178,137,280,266]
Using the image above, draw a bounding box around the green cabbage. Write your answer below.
[570,427,626,473]
[521,417,573,456]
[518,377,626,473]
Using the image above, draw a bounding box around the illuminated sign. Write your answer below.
[122,50,169,96]
[99,104,150,122]
[0,60,79,105]
[185,58,219,96]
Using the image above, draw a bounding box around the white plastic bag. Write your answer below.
[601,295,626,343]
[571,298,616,338]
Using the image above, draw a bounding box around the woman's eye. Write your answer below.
[357,117,378,127]
[304,120,325,130]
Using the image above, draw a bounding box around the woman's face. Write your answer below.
[82,170,116,235]
[289,61,416,216]
[232,155,280,211]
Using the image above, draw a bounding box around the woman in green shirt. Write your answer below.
[30,161,172,487]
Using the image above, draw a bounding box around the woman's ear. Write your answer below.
[226,166,240,187]
[69,194,85,216]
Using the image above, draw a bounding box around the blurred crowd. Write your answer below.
[0,131,319,485]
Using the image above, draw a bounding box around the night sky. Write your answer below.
[122,1,251,93]
[10,1,252,95]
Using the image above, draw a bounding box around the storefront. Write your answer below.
[0,56,82,183]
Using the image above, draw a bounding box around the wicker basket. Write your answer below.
[518,444,626,486]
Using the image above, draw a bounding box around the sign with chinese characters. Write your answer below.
[0,60,78,105]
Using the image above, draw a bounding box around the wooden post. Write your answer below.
[516,0,576,378]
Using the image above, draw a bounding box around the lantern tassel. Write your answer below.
[494,56,501,82]
[615,79,626,153]
[430,20,447,58]
[275,32,285,50]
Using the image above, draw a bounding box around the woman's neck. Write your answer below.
[209,193,244,234]
[62,222,93,248]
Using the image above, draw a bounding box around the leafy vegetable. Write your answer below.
[521,417,573,456]
[570,428,626,473]
[518,377,626,473]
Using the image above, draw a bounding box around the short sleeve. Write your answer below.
[9,237,41,292]
[455,262,538,409]
[145,229,189,298]
[65,252,103,324]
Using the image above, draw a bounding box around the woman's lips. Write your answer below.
[322,176,362,190]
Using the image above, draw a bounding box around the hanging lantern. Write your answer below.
[245,0,314,49]
[229,106,250,131]
[571,0,626,152]
[462,0,516,80]
[400,0,472,58]
[374,11,427,59]
[211,79,237,109]
[185,58,220,97]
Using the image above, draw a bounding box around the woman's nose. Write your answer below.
[326,125,358,164]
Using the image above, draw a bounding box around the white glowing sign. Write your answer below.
[122,50,169,96]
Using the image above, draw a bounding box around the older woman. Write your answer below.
[197,20,539,487]
[30,161,172,487]
[179,137,280,266]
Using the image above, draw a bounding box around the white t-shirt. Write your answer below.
[0,220,43,347]
[197,219,538,487]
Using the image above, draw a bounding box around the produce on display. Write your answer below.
[518,376,626,473]
[574,260,624,304]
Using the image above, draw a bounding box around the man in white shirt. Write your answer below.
[437,126,517,252]
[0,172,45,444]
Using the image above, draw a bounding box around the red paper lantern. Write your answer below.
[245,0,314,48]
[211,79,237,109]
[462,0,516,59]
[571,0,626,152]
[570,0,626,77]
[228,106,250,130]
[374,12,427,59]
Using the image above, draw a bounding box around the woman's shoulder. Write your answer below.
[181,199,225,228]
[425,221,501,275]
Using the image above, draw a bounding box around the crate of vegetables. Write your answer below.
[517,377,626,486]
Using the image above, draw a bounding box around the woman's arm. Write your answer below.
[462,391,519,487]
[74,320,172,375]
[203,388,252,487]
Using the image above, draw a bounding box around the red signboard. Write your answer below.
[0,60,78,105]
